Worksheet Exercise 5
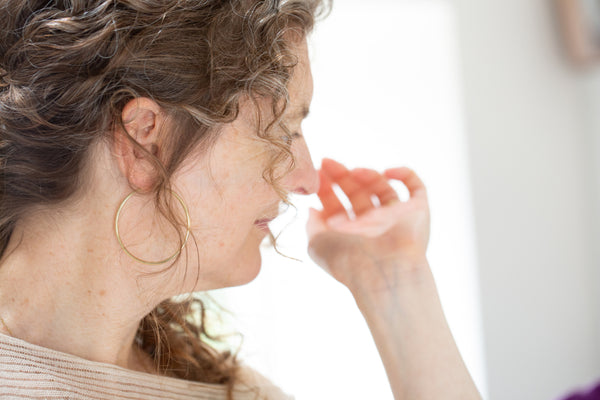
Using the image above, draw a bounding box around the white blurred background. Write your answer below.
[212,1,600,399]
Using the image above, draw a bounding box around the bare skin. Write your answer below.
[0,38,317,375]
[307,158,482,400]
[0,33,479,398]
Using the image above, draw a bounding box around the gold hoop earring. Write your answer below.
[115,190,191,265]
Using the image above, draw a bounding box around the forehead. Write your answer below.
[286,37,313,121]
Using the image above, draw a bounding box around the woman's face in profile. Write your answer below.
[169,37,318,293]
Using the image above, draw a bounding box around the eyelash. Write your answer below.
[283,132,302,144]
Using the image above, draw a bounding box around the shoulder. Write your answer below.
[0,332,293,400]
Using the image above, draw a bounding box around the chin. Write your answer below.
[234,249,263,286]
[215,247,263,289]
[173,243,263,293]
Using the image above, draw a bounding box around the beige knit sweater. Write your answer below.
[0,333,294,400]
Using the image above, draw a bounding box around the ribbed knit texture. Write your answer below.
[0,333,293,400]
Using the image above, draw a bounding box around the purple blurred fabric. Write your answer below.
[562,382,600,400]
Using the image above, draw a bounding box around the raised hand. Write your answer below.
[307,158,482,400]
[307,158,431,295]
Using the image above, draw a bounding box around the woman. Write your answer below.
[0,0,482,399]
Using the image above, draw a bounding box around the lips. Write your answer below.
[254,218,275,225]
[254,219,272,234]
[254,214,277,234]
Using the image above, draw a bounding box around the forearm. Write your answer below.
[352,258,482,400]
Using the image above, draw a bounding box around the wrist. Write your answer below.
[348,254,434,308]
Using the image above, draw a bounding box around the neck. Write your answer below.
[0,203,159,373]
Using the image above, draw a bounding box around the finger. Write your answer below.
[350,168,400,206]
[321,158,375,216]
[317,168,347,219]
[383,167,427,201]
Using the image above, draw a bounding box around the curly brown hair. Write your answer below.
[0,0,328,397]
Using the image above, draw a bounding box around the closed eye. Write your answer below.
[283,132,302,144]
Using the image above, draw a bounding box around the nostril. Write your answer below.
[287,159,319,195]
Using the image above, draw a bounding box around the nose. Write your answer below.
[284,140,319,195]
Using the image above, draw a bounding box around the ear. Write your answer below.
[113,98,166,192]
